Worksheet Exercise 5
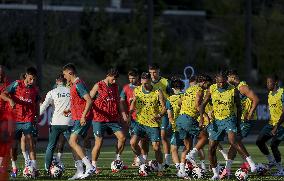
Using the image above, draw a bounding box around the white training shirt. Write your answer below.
[40,85,74,126]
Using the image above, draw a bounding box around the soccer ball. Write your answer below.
[23,166,36,178]
[255,163,268,176]
[218,165,226,175]
[235,168,249,181]
[111,160,124,173]
[192,166,205,179]
[139,164,150,177]
[50,164,63,178]
[185,160,194,176]
[148,160,159,172]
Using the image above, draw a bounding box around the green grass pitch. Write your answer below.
[11,144,284,180]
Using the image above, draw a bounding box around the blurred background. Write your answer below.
[0,0,283,140]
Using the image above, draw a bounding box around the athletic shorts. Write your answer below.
[15,122,33,139]
[176,114,200,140]
[160,114,170,130]
[170,131,184,146]
[208,116,237,141]
[133,123,160,142]
[259,124,284,141]
[92,122,122,138]
[70,120,91,138]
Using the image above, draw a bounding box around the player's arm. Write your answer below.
[166,100,174,125]
[157,89,166,117]
[0,81,18,108]
[119,88,128,121]
[89,83,99,99]
[235,89,242,133]
[39,91,52,116]
[272,93,284,135]
[200,89,211,117]
[128,94,136,124]
[77,83,92,125]
[195,90,204,127]
[239,85,259,120]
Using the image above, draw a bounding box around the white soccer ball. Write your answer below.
[218,165,226,175]
[50,164,63,178]
[111,160,124,173]
[185,160,194,177]
[148,160,159,172]
[235,168,249,181]
[23,166,36,179]
[139,164,150,177]
[255,163,268,176]
[192,166,205,179]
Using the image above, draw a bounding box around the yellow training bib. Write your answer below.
[210,84,235,120]
[268,88,284,126]
[180,85,203,118]
[134,86,160,127]
[152,77,169,98]
[167,93,184,132]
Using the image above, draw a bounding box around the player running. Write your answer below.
[129,72,166,176]
[39,74,74,175]
[148,64,172,168]
[120,69,149,166]
[256,75,284,176]
[223,70,259,176]
[175,75,204,178]
[89,68,126,176]
[0,67,40,178]
[62,63,94,180]
[166,78,184,171]
[200,71,256,180]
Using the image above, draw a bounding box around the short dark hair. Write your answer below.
[267,74,279,82]
[171,79,185,90]
[128,68,139,77]
[227,69,239,77]
[141,72,151,79]
[107,68,119,78]
[62,63,77,74]
[148,63,160,70]
[215,70,227,79]
[56,74,66,84]
[198,74,213,83]
[25,67,38,77]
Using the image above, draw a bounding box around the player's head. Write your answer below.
[215,71,228,89]
[106,68,119,84]
[266,74,279,91]
[24,67,37,86]
[148,63,160,80]
[128,68,140,85]
[141,72,151,86]
[56,74,67,85]
[189,75,197,86]
[198,74,212,89]
[227,69,239,85]
[171,78,185,92]
[62,63,77,82]
[0,65,5,82]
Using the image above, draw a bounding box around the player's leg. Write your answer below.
[256,124,275,166]
[270,127,284,176]
[217,143,228,160]
[149,127,163,176]
[160,116,170,168]
[170,132,182,171]
[69,121,94,179]
[130,123,144,164]
[45,126,67,172]
[109,123,126,161]
[83,130,92,160]
[208,140,220,180]
[56,133,66,167]
[20,134,30,167]
[188,129,207,166]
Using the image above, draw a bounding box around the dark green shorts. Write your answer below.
[129,120,138,136]
[15,122,33,139]
[240,120,255,138]
[70,120,91,138]
[176,114,200,139]
[133,123,161,142]
[170,132,184,146]
[92,122,122,138]
[208,116,237,141]
[160,114,169,130]
[259,124,284,140]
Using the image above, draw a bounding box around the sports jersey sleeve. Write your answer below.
[120,88,126,100]
[76,82,89,98]
[40,91,53,115]
[166,100,173,111]
[6,81,18,94]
